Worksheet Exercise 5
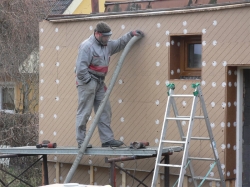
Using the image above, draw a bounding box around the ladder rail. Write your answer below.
[171,98,198,187]
[151,92,173,187]
[197,86,226,187]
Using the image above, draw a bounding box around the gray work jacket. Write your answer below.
[75,32,133,85]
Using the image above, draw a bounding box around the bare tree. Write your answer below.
[0,0,56,186]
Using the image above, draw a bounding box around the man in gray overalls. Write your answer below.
[75,21,144,148]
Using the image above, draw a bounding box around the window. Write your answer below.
[0,85,15,113]
[169,35,202,79]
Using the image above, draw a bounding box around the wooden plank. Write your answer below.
[122,171,126,187]
[56,162,60,183]
[90,165,94,185]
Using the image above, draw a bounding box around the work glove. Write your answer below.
[130,30,144,37]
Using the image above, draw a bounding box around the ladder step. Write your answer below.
[182,136,210,140]
[178,115,205,119]
[162,140,186,144]
[171,94,194,98]
[188,157,215,161]
[166,117,190,120]
[158,163,181,168]
[193,176,221,182]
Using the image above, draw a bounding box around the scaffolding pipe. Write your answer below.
[64,35,143,183]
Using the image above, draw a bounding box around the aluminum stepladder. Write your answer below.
[151,83,226,187]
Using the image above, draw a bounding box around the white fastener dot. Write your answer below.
[40,114,44,118]
[182,101,187,107]
[40,46,44,50]
[155,100,160,105]
[221,164,225,169]
[120,136,124,141]
[89,116,92,121]
[211,102,215,108]
[221,144,225,149]
[227,122,230,127]
[156,62,160,66]
[211,123,215,128]
[120,163,124,168]
[155,139,159,143]
[53,131,57,136]
[40,28,44,33]
[213,20,217,26]
[177,69,180,73]
[156,80,160,85]
[171,40,175,45]
[183,21,187,26]
[171,70,174,75]
[183,29,187,34]
[157,23,161,28]
[40,63,44,67]
[56,79,60,84]
[228,82,232,87]
[89,160,92,165]
[202,41,206,46]
[56,62,60,66]
[222,102,226,108]
[120,117,124,122]
[182,121,186,126]
[55,97,59,101]
[227,171,230,177]
[165,30,170,35]
[202,29,206,34]
[40,130,43,134]
[156,42,160,47]
[121,25,125,29]
[56,46,60,50]
[234,101,237,106]
[212,61,217,66]
[222,82,226,87]
[202,61,206,66]
[166,42,170,47]
[118,99,123,103]
[212,82,216,87]
[201,80,206,86]
[210,172,214,177]
[89,26,93,30]
[233,145,236,150]
[54,114,57,119]
[55,28,58,32]
[41,79,44,84]
[228,70,232,75]
[183,85,187,90]
[213,40,217,46]
[228,102,231,107]
[40,96,44,101]
[155,120,159,125]
[118,79,123,84]
[221,122,225,127]
[223,61,227,66]
[177,42,180,47]
[165,80,169,85]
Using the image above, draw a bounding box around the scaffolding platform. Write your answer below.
[0,146,182,156]
[0,146,182,186]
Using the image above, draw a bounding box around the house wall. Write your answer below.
[39,6,250,186]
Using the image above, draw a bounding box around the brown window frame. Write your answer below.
[180,35,202,77]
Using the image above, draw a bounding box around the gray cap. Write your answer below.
[95,21,112,36]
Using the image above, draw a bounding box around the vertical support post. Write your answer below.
[90,166,94,185]
[211,181,216,187]
[110,161,116,187]
[56,162,60,183]
[183,176,188,187]
[156,174,161,187]
[121,171,126,187]
[43,155,49,185]
[164,155,169,187]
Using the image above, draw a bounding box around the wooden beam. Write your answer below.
[183,176,188,187]
[90,166,94,185]
[121,171,126,187]
[156,174,161,187]
[56,162,60,183]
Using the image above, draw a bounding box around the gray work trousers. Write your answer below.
[76,79,114,144]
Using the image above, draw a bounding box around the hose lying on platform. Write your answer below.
[64,35,143,183]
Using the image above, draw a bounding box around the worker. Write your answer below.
[75,21,144,148]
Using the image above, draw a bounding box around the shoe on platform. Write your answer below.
[78,143,92,149]
[102,140,123,147]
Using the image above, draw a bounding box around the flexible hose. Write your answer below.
[64,35,143,183]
